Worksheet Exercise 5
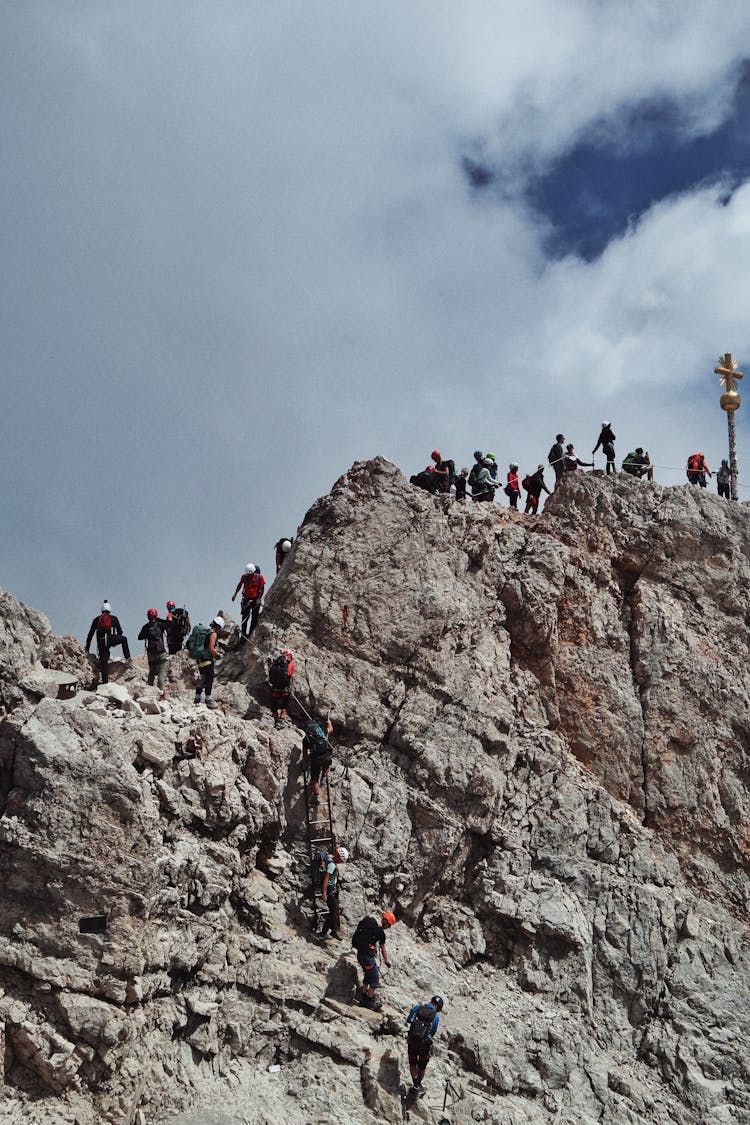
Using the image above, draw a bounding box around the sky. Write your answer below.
[3,1,750,638]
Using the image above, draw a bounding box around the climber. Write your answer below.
[302,717,334,801]
[275,537,294,572]
[548,433,565,486]
[231,563,266,639]
[622,448,653,480]
[352,910,396,1011]
[137,608,168,695]
[593,422,616,474]
[717,459,732,499]
[523,465,552,514]
[319,844,349,940]
[453,466,469,501]
[269,648,295,726]
[563,443,594,472]
[485,452,499,480]
[187,615,223,709]
[85,601,131,686]
[504,462,520,510]
[430,450,455,493]
[405,995,444,1095]
[687,452,711,487]
[165,601,191,654]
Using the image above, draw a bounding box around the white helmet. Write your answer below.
[101,600,111,612]
[281,539,292,552]
[336,846,350,862]
[602,420,610,427]
[245,563,256,574]
[509,462,518,471]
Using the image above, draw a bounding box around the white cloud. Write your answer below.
[2,2,750,634]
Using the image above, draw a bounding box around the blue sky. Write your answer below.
[3,2,750,639]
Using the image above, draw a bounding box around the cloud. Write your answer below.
[2,2,750,636]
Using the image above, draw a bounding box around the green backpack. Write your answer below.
[186,624,210,661]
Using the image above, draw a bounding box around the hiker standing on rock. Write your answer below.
[405,995,444,1096]
[302,717,334,801]
[319,844,349,940]
[352,910,396,1011]
[165,601,190,654]
[85,601,131,686]
[187,615,223,709]
[523,465,552,514]
[137,608,168,696]
[504,462,520,510]
[593,422,616,475]
[687,452,712,487]
[269,649,295,727]
[231,563,265,640]
[548,434,565,486]
[717,459,732,499]
[430,450,454,494]
[275,537,294,572]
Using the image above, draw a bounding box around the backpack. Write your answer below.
[186,624,211,661]
[269,654,291,691]
[468,463,481,489]
[143,619,165,655]
[304,722,331,757]
[438,458,455,491]
[352,917,379,953]
[173,607,191,638]
[311,849,330,892]
[521,475,531,491]
[687,454,702,473]
[409,1004,436,1041]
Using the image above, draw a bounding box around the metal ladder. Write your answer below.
[303,765,336,930]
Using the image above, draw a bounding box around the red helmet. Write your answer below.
[431,450,441,461]
[382,910,396,927]
[166,600,176,610]
[147,608,158,619]
[282,649,293,659]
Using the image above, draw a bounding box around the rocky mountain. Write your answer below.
[0,458,749,1124]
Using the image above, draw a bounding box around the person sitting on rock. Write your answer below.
[622,448,653,480]
[405,995,443,1096]
[269,649,295,726]
[593,421,616,475]
[717,459,731,499]
[137,608,168,696]
[302,717,334,801]
[231,563,265,640]
[275,537,294,572]
[319,844,349,940]
[523,465,552,514]
[85,600,131,686]
[563,443,594,472]
[410,465,439,493]
[352,910,396,1011]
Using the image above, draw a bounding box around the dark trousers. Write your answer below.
[195,661,215,700]
[321,890,340,936]
[241,598,260,636]
[718,481,731,499]
[97,634,130,684]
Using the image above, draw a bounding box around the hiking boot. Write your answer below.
[206,699,218,710]
[193,696,201,705]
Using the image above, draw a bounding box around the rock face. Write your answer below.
[1,459,750,1124]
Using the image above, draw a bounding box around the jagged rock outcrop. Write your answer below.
[0,459,749,1124]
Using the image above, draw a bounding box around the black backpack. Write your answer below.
[143,619,165,655]
[304,722,330,757]
[269,654,291,691]
[311,849,330,892]
[352,917,379,953]
[409,1004,436,1041]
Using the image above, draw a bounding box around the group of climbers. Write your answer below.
[411,422,736,509]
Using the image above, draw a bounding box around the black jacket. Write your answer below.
[86,613,124,652]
